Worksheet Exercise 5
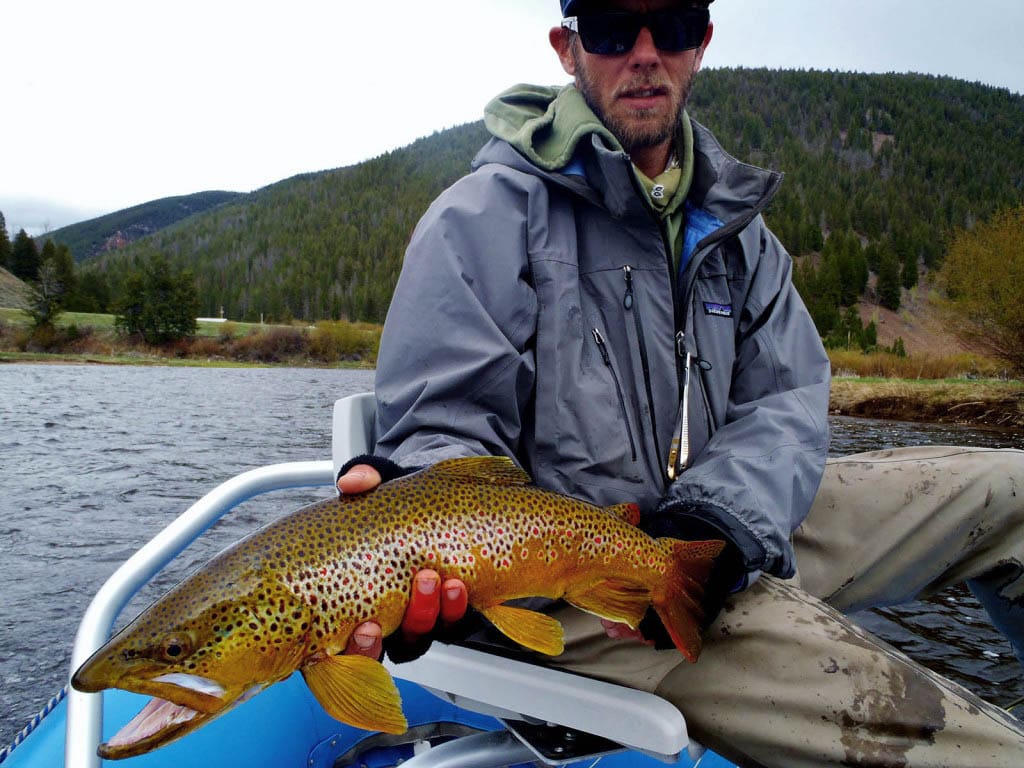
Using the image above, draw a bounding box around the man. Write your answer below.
[337,1,1024,765]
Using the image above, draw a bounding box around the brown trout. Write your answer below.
[72,456,724,759]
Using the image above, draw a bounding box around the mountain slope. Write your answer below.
[0,266,29,309]
[80,70,1024,326]
[47,190,243,261]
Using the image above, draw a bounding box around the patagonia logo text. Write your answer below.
[703,302,733,318]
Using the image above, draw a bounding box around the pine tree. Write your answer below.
[10,229,40,282]
[114,254,199,343]
[52,243,77,300]
[877,246,902,311]
[69,269,111,312]
[0,211,11,270]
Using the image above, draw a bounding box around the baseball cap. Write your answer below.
[560,0,713,16]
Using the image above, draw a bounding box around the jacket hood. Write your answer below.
[484,84,623,172]
[480,83,782,229]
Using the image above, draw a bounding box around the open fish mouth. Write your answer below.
[95,674,258,760]
[99,697,209,760]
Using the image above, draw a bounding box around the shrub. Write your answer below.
[828,350,1003,379]
[309,321,380,363]
[233,327,308,362]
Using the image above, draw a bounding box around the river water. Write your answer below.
[1,364,1022,747]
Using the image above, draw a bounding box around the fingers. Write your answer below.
[601,619,653,645]
[349,570,469,660]
[440,578,469,625]
[336,464,382,495]
[401,570,442,637]
[401,571,469,639]
[346,621,383,658]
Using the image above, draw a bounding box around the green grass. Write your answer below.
[0,350,273,368]
[0,307,294,337]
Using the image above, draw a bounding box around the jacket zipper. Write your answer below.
[623,266,663,473]
[667,331,692,481]
[667,172,785,480]
[591,327,637,462]
[623,156,784,482]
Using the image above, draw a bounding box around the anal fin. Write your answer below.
[302,654,407,734]
[480,605,564,656]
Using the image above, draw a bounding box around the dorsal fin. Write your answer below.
[427,456,532,486]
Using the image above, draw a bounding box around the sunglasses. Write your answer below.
[562,7,710,56]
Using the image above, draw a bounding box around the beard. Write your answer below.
[572,43,695,155]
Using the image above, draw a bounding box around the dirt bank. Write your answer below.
[830,379,1024,430]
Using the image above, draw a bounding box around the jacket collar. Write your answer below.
[474,112,782,228]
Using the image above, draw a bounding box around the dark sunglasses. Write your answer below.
[562,7,710,56]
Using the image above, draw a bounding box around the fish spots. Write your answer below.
[84,457,690,717]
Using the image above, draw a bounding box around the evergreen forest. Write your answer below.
[66,69,1024,330]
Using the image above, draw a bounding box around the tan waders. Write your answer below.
[551,447,1024,767]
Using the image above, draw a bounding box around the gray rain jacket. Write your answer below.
[373,87,830,579]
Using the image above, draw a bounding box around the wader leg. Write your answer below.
[552,580,1024,768]
[548,446,1024,767]
[797,446,1024,666]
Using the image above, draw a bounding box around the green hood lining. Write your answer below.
[484,83,694,207]
[484,84,623,172]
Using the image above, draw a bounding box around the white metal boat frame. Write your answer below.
[64,393,697,768]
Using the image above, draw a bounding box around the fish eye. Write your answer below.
[161,635,191,661]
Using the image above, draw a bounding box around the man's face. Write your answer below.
[552,1,712,157]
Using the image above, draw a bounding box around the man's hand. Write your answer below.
[336,462,469,659]
[344,570,469,659]
[600,619,655,645]
[336,463,382,495]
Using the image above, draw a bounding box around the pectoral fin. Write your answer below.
[481,605,564,656]
[302,654,407,734]
[566,578,650,629]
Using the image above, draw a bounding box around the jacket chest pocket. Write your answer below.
[690,271,743,431]
[530,260,645,492]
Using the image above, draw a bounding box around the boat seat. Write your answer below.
[331,394,695,765]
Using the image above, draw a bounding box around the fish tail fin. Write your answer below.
[651,539,725,663]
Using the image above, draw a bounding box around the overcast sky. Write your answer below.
[3,0,1023,237]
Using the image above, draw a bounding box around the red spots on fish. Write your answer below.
[521,548,529,559]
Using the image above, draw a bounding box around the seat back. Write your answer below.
[332,391,377,477]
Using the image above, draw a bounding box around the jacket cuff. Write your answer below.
[336,454,419,488]
[641,502,748,594]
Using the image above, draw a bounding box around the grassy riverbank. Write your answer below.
[0,309,380,368]
[830,378,1024,429]
[3,308,1023,429]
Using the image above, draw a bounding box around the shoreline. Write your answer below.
[5,351,1023,430]
[829,378,1024,430]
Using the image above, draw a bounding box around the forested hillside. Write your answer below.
[82,69,1024,326]
[49,190,242,262]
